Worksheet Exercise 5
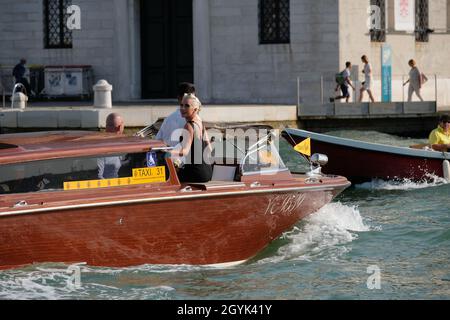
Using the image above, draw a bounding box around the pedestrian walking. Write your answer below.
[12,58,31,96]
[330,61,355,103]
[403,59,426,102]
[358,55,375,103]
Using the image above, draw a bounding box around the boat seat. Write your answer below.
[211,165,236,181]
[186,181,245,191]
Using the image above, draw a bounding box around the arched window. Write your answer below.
[43,0,73,48]
[258,0,290,44]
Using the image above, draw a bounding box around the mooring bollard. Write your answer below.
[10,92,28,109]
[93,80,113,108]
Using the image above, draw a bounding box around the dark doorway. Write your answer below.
[140,0,193,99]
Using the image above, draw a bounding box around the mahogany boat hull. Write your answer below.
[0,182,348,270]
[284,129,449,183]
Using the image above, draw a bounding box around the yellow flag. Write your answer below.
[294,138,311,156]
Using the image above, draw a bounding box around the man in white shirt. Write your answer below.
[358,55,375,102]
[156,82,196,147]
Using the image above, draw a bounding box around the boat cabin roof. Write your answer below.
[0,131,166,165]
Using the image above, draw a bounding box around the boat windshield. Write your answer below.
[0,151,170,195]
[240,132,288,176]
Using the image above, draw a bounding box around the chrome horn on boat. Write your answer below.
[307,153,328,177]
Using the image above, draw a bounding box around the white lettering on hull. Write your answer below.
[264,194,306,216]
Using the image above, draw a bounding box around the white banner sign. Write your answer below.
[395,0,415,32]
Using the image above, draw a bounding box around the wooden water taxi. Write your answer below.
[0,129,350,269]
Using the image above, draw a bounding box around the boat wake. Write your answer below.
[0,264,178,300]
[0,259,244,299]
[355,174,449,191]
[0,265,91,300]
[258,202,373,264]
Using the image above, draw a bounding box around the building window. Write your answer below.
[415,0,429,42]
[258,0,290,44]
[44,0,72,48]
[370,0,386,42]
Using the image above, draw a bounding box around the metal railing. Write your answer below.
[296,73,439,105]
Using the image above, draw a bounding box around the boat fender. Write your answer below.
[443,160,450,182]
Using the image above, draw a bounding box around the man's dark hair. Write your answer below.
[177,82,195,98]
[438,114,449,123]
[345,61,351,68]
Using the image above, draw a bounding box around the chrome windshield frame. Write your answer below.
[239,131,287,176]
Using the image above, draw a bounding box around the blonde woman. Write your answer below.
[358,55,375,103]
[403,59,424,102]
[172,93,212,182]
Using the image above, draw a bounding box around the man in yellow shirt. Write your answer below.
[429,114,450,152]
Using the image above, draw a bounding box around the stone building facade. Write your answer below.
[339,0,450,108]
[1,0,449,108]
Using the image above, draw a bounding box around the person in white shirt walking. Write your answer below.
[358,55,375,103]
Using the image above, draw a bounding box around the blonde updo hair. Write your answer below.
[182,93,202,112]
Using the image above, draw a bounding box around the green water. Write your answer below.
[0,131,449,300]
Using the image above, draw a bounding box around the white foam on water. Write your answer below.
[121,264,218,273]
[355,174,449,191]
[0,268,78,300]
[123,285,176,300]
[0,265,178,300]
[0,261,231,300]
[258,202,372,264]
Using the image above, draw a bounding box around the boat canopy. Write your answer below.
[0,131,167,165]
